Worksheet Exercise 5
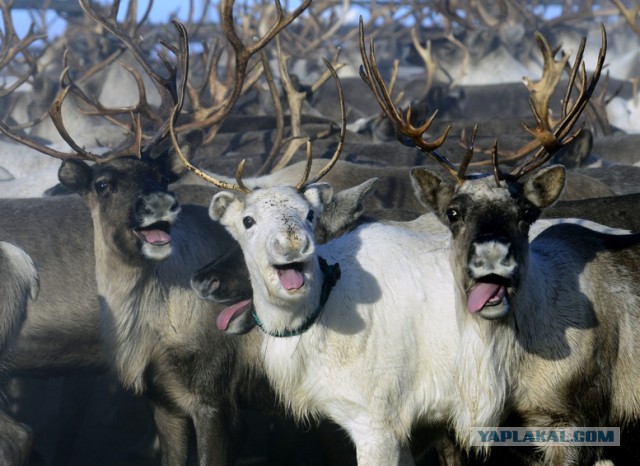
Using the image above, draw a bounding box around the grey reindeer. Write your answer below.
[0,242,38,466]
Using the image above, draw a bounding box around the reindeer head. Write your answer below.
[210,183,332,304]
[411,165,565,319]
[173,47,345,335]
[58,157,181,264]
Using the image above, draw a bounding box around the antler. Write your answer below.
[177,0,311,140]
[0,4,188,163]
[358,17,456,181]
[0,1,46,92]
[270,38,345,172]
[509,25,607,178]
[168,23,251,195]
[609,0,640,37]
[294,57,346,190]
[170,53,346,195]
[360,14,606,185]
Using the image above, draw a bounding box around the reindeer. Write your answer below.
[194,161,468,465]
[363,17,640,464]
[0,241,38,466]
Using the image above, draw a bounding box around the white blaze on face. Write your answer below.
[134,191,180,261]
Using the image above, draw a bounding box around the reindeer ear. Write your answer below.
[410,167,454,213]
[58,159,93,196]
[316,178,378,241]
[331,177,378,220]
[302,183,334,210]
[209,191,242,224]
[523,165,566,208]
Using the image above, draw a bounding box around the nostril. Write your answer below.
[300,235,313,255]
[208,278,220,293]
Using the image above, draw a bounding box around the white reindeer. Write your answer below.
[207,178,460,466]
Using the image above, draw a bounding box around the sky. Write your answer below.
[5,1,364,38]
[8,1,214,37]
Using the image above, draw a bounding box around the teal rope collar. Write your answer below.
[252,256,341,338]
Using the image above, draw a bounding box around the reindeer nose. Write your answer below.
[137,192,179,215]
[469,240,517,278]
[271,230,314,262]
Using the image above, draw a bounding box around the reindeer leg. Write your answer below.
[151,403,189,466]
[343,419,415,466]
[192,406,230,466]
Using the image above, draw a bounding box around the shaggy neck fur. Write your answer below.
[91,208,232,394]
[453,226,640,464]
[93,223,162,393]
[450,245,519,451]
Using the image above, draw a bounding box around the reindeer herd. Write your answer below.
[1,1,640,465]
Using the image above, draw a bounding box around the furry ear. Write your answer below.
[330,177,377,221]
[58,159,94,196]
[209,191,242,223]
[315,178,378,243]
[523,165,566,208]
[301,183,334,211]
[410,167,455,213]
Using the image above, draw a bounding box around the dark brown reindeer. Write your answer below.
[364,19,640,464]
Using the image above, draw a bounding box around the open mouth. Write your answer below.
[135,221,172,246]
[466,275,510,314]
[273,262,306,291]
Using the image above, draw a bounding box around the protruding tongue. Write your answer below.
[216,299,253,331]
[467,282,505,313]
[277,267,305,290]
[138,229,171,245]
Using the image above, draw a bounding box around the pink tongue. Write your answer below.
[216,299,253,331]
[139,229,171,245]
[277,268,305,290]
[467,283,504,313]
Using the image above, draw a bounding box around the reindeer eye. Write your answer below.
[306,210,314,222]
[242,216,255,229]
[446,207,459,223]
[94,178,111,195]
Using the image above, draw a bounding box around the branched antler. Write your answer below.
[609,0,640,37]
[270,38,346,172]
[358,17,455,180]
[171,50,346,195]
[361,13,606,185]
[510,25,607,177]
[0,11,189,163]
[177,0,311,140]
[0,0,46,98]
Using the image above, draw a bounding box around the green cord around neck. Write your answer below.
[252,256,341,338]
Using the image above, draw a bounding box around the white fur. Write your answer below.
[212,186,463,465]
